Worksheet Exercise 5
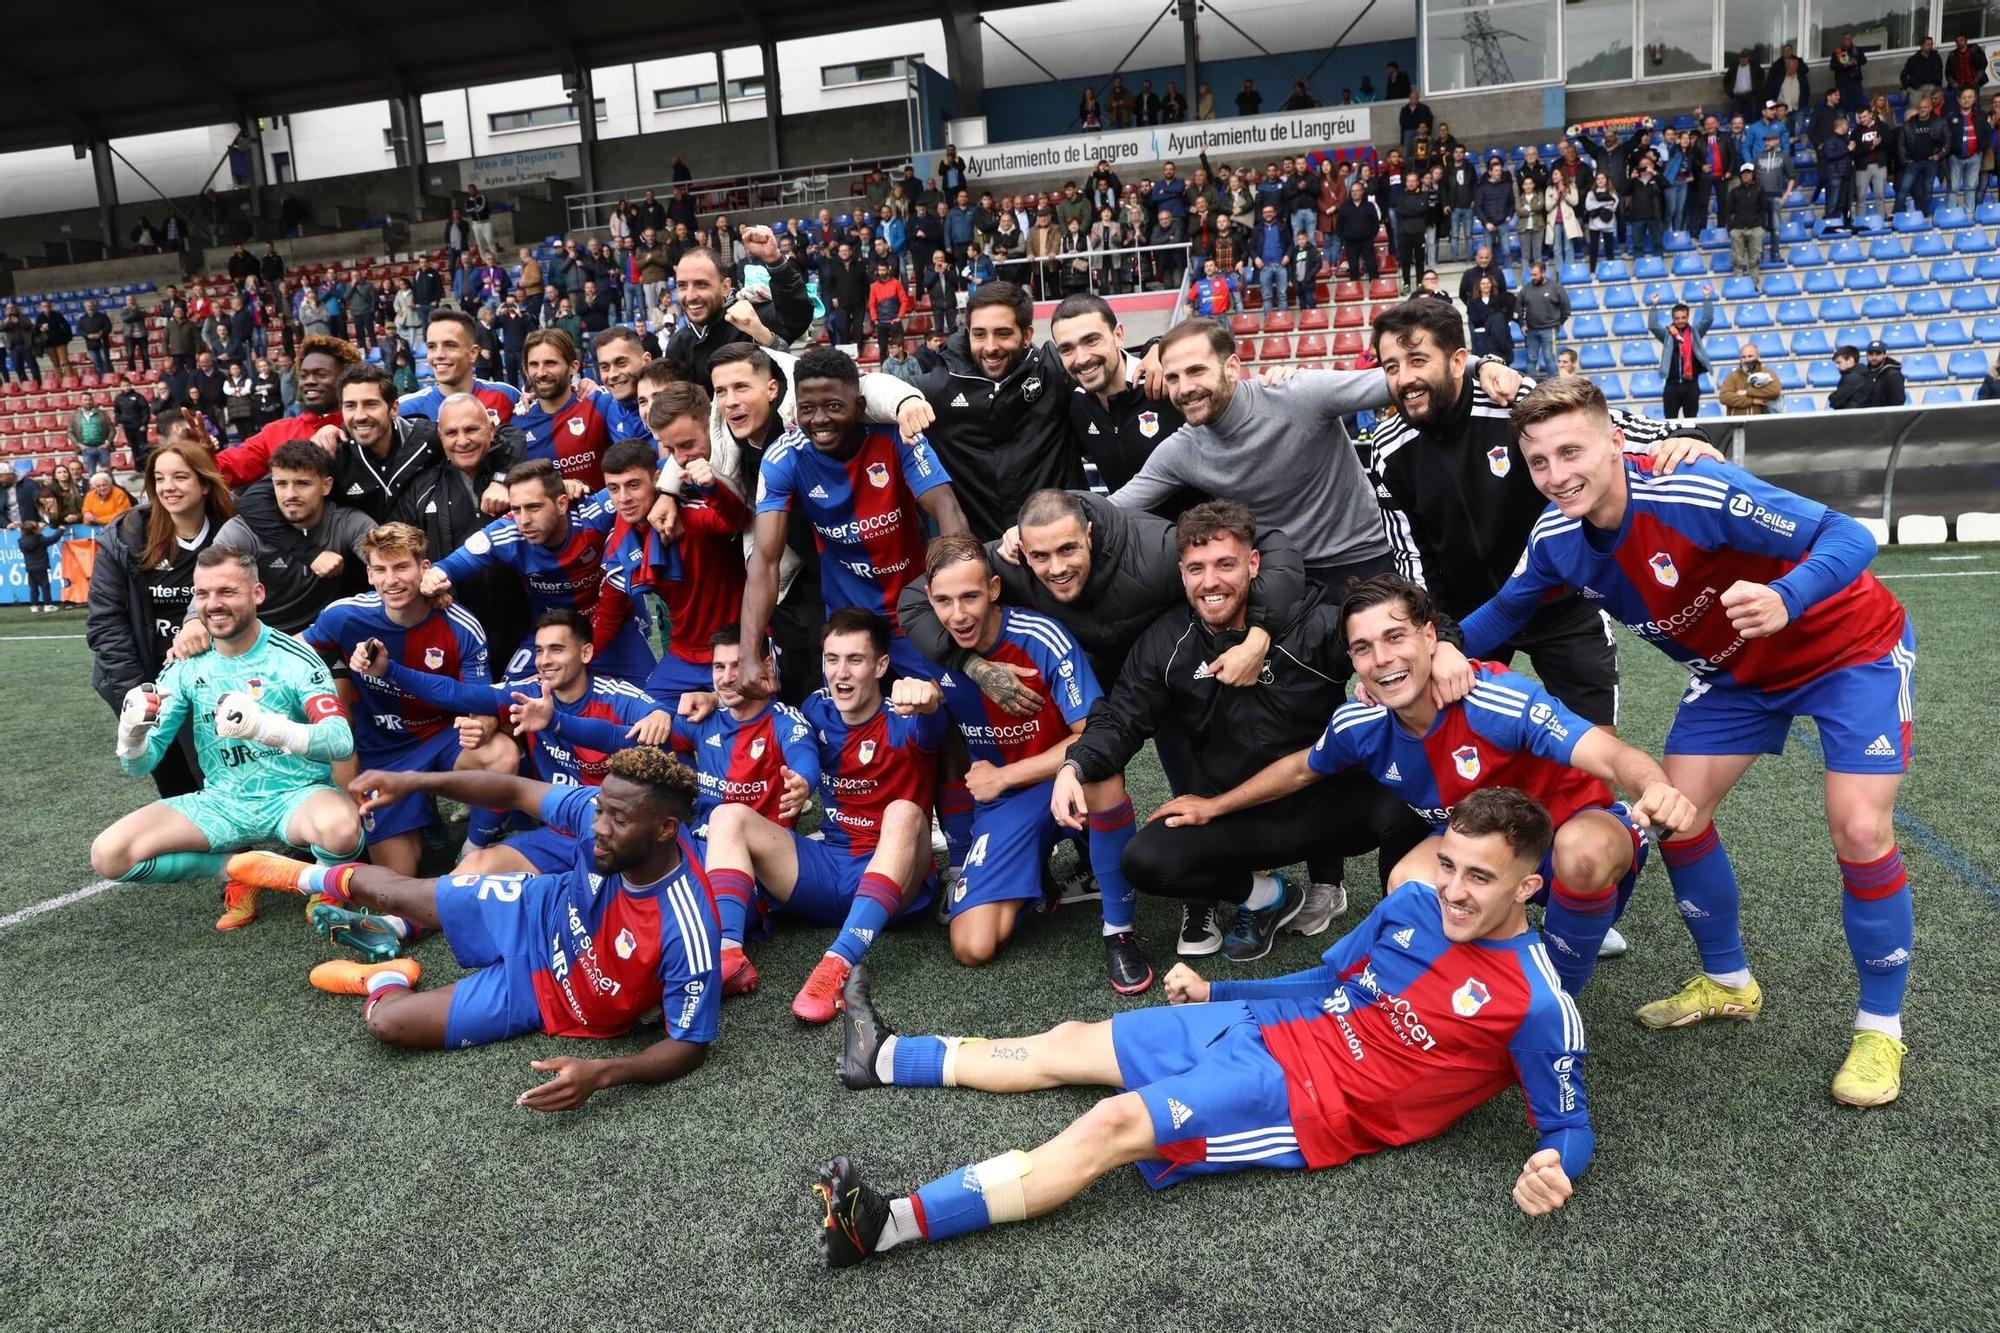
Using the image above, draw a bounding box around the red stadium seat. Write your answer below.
[1334,281,1364,303]
[1263,310,1295,333]
[1333,306,1363,329]
[1332,330,1364,355]
[1368,278,1400,300]
[1297,308,1330,330]
[1257,335,1292,361]
[1228,313,1260,337]
[1296,333,1328,358]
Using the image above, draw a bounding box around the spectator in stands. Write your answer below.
[1816,114,1856,229]
[1899,91,1950,216]
[1978,352,2000,399]
[911,201,947,278]
[1384,61,1411,100]
[17,512,65,609]
[1718,343,1780,415]
[1724,49,1764,123]
[1864,340,1908,406]
[464,187,495,255]
[223,295,254,366]
[409,261,443,335]
[1440,146,1478,263]
[1828,346,1872,409]
[1624,154,1667,257]
[221,361,256,442]
[1106,77,1132,129]
[130,216,159,254]
[1947,33,1989,96]
[1516,260,1568,379]
[0,471,25,529]
[82,470,134,525]
[925,249,962,332]
[1763,45,1811,137]
[1289,229,1322,310]
[1742,98,1791,163]
[1724,163,1768,288]
[250,357,282,428]
[667,182,698,234]
[1356,76,1378,104]
[1146,160,1189,222]
[1235,79,1262,118]
[1543,164,1582,266]
[1134,79,1162,127]
[1649,287,1715,419]
[118,294,149,373]
[1197,83,1215,119]
[2,303,36,383]
[1398,90,1433,155]
[349,272,379,345]
[298,288,330,341]
[1392,169,1435,293]
[67,391,115,473]
[271,348,297,414]
[1250,202,1290,309]
[1582,170,1620,271]
[43,462,83,524]
[1466,157,1510,256]
[1464,272,1513,362]
[1946,87,1990,212]
[70,299,113,376]
[1282,80,1318,112]
[866,261,909,356]
[1162,83,1188,123]
[1850,107,1891,212]
[258,242,284,287]
[1150,208,1187,289]
[823,240,867,346]
[35,299,72,377]
[1514,146,1550,281]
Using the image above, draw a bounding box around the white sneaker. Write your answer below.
[1598,925,1630,959]
[1177,902,1223,957]
[930,813,948,858]
[1284,882,1347,936]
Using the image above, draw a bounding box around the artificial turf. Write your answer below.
[1,548,1994,1332]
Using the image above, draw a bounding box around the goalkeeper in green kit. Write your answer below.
[90,547,367,932]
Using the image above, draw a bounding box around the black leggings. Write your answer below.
[1121,772,1431,905]
[1398,229,1427,285]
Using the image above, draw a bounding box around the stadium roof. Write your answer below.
[2,0,1035,155]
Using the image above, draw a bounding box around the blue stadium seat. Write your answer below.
[1791,327,1833,356]
[1568,287,1600,311]
[1775,361,1807,389]
[1927,258,1971,283]
[1597,374,1627,401]
[1904,289,1946,316]
[1698,399,1723,417]
[1701,334,1736,361]
[1596,260,1631,283]
[1786,243,1825,266]
[1924,319,1970,345]
[1761,272,1801,297]
[1804,268,1842,293]
[1560,262,1592,286]
[1880,322,1922,350]
[1629,369,1665,397]
[1947,348,1988,376]
[1827,239,1865,264]
[1721,275,1759,299]
[1853,209,1889,234]
[1893,209,1933,234]
[1973,316,2000,341]
[1836,325,1873,351]
[1953,227,1996,253]
[1976,253,2000,279]
[1698,226,1729,249]
[1951,286,1997,311]
[1868,235,1910,260]
[1619,339,1657,367]
[1923,385,1965,401]
[1752,331,1786,360]
[1580,343,1617,370]
[1845,265,1886,290]
[1934,206,1971,230]
[1698,372,1716,393]
[1886,261,1925,287]
[1636,402,1667,419]
[1663,229,1695,252]
[1709,251,1736,274]
[1775,299,1813,325]
[1808,360,1843,387]
[1911,231,1950,257]
[1900,353,1944,381]
[1977,202,2000,225]
[1633,256,1667,279]
[1733,302,1774,328]
[1602,285,1639,309]
[1571,313,1608,339]
[1611,310,1650,336]
[1671,252,1708,275]
[1639,281,1677,307]
[1778,217,1808,243]
[1861,293,1901,319]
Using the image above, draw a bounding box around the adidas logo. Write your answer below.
[705,734,722,747]
[1192,661,1214,680]
[1167,1097,1194,1130]
[268,556,288,568]
[949,391,969,407]
[1392,927,1415,948]
[850,927,876,944]
[425,501,437,513]
[1864,734,1896,757]
[1676,898,1709,920]
[808,484,829,499]
[1548,933,1578,956]
[939,673,955,687]
[1865,947,1911,968]
[345,482,365,495]
[1384,761,1401,782]
[1086,422,1100,434]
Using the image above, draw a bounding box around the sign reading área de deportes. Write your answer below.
[462,145,584,191]
[961,106,1379,180]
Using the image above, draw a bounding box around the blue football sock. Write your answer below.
[889,1034,949,1086]
[1541,878,1619,993]
[910,1163,1002,1241]
[464,806,507,849]
[828,872,900,965]
[1660,823,1749,977]
[1840,848,1913,1019]
[1087,800,1138,932]
[708,868,755,944]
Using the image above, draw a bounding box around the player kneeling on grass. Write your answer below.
[813,787,1591,1267]
[227,748,720,1111]
[92,546,364,931]
[701,611,949,1024]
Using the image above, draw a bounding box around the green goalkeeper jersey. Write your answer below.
[123,623,353,803]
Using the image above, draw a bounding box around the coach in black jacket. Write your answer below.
[661,225,812,388]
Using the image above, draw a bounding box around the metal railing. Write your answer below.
[564,154,913,234]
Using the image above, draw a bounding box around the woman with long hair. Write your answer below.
[45,460,84,522]
[85,439,236,798]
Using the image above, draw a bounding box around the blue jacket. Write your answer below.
[1146,176,1188,219]
[1741,118,1791,161]
[1650,294,1716,376]
[945,207,976,248]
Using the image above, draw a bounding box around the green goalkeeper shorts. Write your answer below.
[163,784,342,853]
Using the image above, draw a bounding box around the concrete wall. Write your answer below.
[12,253,188,299]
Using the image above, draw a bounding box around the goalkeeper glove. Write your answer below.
[117,685,161,759]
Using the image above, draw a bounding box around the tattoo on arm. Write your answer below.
[968,657,1039,712]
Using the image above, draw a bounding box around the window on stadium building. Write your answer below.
[489,99,608,134]
[381,122,446,148]
[1423,0,1562,91]
[1566,0,1637,83]
[822,57,913,86]
[1641,0,1720,76]
[1810,0,1932,55]
[654,78,765,110]
[1722,0,1797,65]
[1942,0,2000,42]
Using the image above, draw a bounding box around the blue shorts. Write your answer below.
[1111,1002,1307,1190]
[355,729,463,842]
[503,823,583,873]
[1666,618,1915,774]
[645,650,711,716]
[783,832,936,925]
[434,872,555,1048]
[1534,800,1649,914]
[948,780,1060,917]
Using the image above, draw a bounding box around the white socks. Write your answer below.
[1854,1010,1903,1040]
[1244,872,1282,910]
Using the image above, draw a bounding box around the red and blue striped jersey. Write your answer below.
[526,786,721,1042]
[397,377,517,426]
[1308,663,1609,830]
[303,593,488,748]
[801,690,949,856]
[597,482,749,667]
[1212,883,1593,1179]
[755,425,952,630]
[379,662,660,786]
[934,608,1100,768]
[1463,458,1905,693]
[669,700,820,826]
[514,390,618,491]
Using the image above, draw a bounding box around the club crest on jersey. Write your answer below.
[424,646,445,669]
[750,737,767,760]
[1022,375,1043,403]
[1138,410,1160,438]
[857,739,877,765]
[466,530,492,555]
[1487,445,1511,477]
[614,927,637,960]
[1451,977,1492,1017]
[1649,552,1680,587]
[244,677,265,699]
[866,461,891,489]
[568,416,587,436]
[1451,744,1481,780]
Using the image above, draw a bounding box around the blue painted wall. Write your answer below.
[979,38,1419,143]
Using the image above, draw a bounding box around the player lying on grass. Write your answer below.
[692,609,948,1023]
[813,787,1590,1268]
[1461,375,1918,1107]
[91,546,365,932]
[227,747,721,1112]
[1157,573,1695,994]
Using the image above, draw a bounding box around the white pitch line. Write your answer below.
[0,878,122,929]
[0,633,86,641]
[1876,570,2000,580]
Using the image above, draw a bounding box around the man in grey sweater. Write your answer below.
[1109,318,1517,593]
[1517,261,1571,380]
